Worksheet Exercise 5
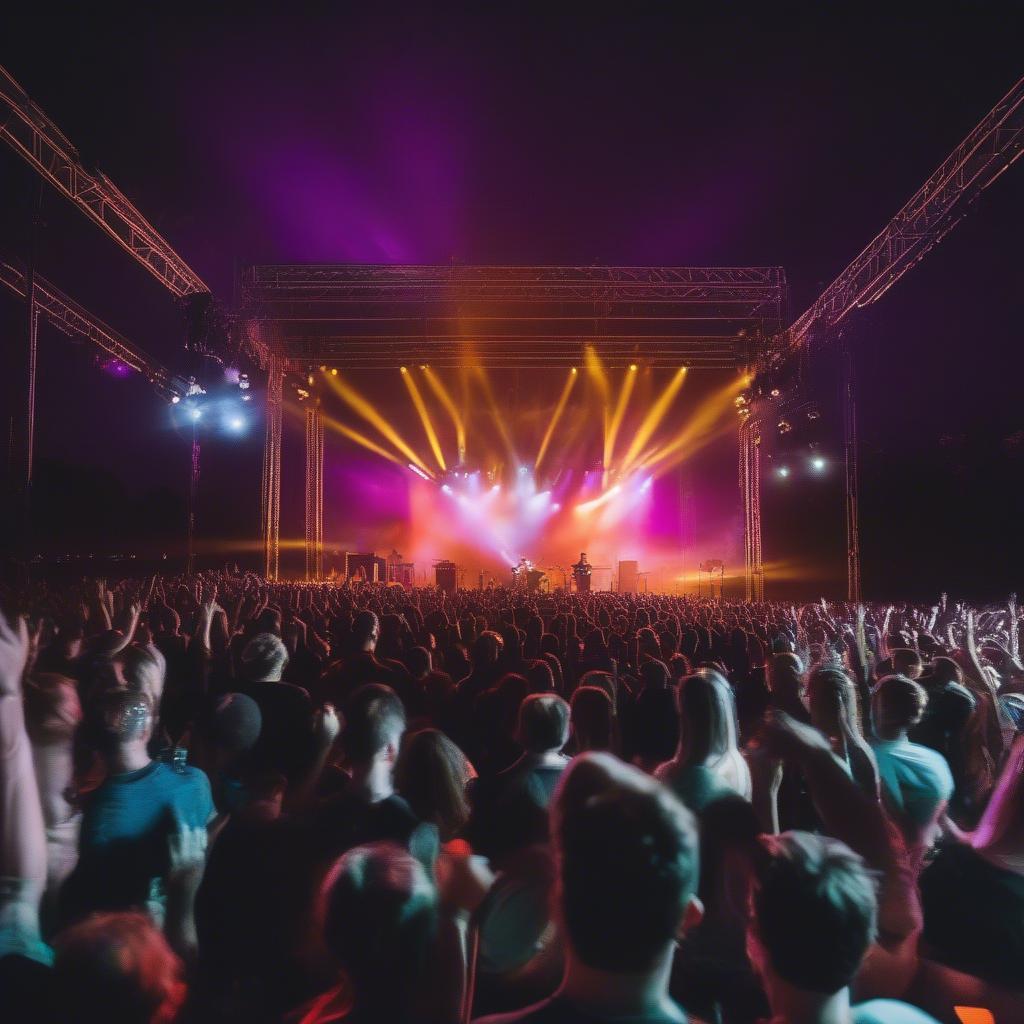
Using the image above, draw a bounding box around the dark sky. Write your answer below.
[1,5,1022,595]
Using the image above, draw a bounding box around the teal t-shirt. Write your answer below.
[63,760,213,918]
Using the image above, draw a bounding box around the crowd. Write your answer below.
[2,572,1024,1023]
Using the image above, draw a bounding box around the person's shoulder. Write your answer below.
[852,998,941,1023]
[908,741,954,782]
[161,763,214,807]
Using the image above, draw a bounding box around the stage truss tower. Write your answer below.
[304,405,324,581]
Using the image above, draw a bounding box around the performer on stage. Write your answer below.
[571,551,592,593]
[512,557,531,588]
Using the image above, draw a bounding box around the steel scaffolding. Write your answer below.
[304,405,324,581]
[0,68,209,297]
[239,264,787,370]
[261,359,284,580]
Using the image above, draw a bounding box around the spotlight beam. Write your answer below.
[603,366,637,476]
[474,366,518,462]
[620,367,687,472]
[401,367,447,471]
[584,345,610,403]
[302,405,405,467]
[324,371,431,471]
[422,366,466,463]
[638,375,742,477]
[536,368,578,471]
[575,484,622,515]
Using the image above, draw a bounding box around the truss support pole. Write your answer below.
[842,345,862,602]
[261,359,284,580]
[740,416,764,601]
[304,405,324,581]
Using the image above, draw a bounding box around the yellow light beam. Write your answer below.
[637,375,741,477]
[536,368,578,471]
[400,367,446,471]
[584,345,610,403]
[603,365,637,473]
[620,367,687,472]
[324,371,431,471]
[422,366,466,462]
[285,402,406,467]
[474,365,518,462]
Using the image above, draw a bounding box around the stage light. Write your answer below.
[307,374,314,386]
[227,415,245,432]
[777,418,792,434]
[190,408,202,422]
[777,465,790,478]
[408,463,431,481]
[171,395,180,404]
[811,456,827,472]
[770,388,781,398]
[629,364,637,371]
[420,364,427,370]
[519,465,529,474]
[319,365,327,372]
[552,503,561,512]
[400,366,408,373]
[242,394,252,402]
[441,484,452,494]
[571,367,578,374]
[331,368,338,376]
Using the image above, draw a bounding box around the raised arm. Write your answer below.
[0,610,48,945]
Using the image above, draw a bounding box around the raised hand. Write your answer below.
[313,703,342,749]
[0,610,29,698]
[167,821,208,882]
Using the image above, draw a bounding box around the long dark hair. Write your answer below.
[394,728,473,841]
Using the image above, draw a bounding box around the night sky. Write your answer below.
[1,6,1022,597]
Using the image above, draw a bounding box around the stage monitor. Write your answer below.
[618,560,639,593]
[435,560,458,594]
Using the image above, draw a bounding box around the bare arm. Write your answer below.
[0,611,47,902]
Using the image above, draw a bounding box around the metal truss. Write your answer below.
[0,261,179,399]
[261,358,284,580]
[0,66,208,298]
[779,73,1024,359]
[739,413,764,601]
[304,406,324,581]
[240,264,787,370]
